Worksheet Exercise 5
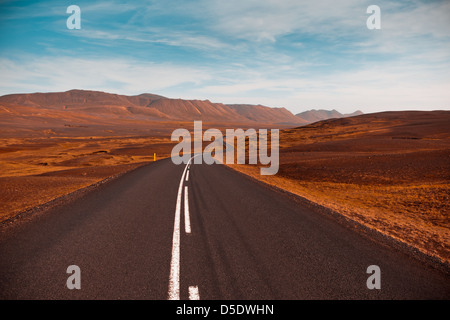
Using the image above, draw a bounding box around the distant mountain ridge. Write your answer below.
[296,109,363,123]
[227,104,307,124]
[0,90,363,126]
[0,90,306,125]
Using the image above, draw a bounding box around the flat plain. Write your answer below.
[230,111,450,264]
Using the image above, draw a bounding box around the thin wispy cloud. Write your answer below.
[0,57,212,95]
[70,28,229,51]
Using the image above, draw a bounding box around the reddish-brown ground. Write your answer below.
[0,135,178,222]
[229,111,450,263]
[0,118,281,222]
[1,107,448,265]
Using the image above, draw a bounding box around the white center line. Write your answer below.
[168,155,198,300]
[185,170,189,181]
[184,186,191,234]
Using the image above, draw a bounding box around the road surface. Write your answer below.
[1,157,449,299]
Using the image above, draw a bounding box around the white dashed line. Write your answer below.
[168,155,199,300]
[184,186,191,234]
[188,285,200,300]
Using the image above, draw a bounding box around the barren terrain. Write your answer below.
[229,111,450,263]
[0,135,177,222]
[0,90,290,223]
[1,91,448,266]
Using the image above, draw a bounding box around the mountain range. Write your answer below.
[296,109,363,123]
[0,89,362,127]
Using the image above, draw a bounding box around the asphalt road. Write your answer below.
[0,157,449,299]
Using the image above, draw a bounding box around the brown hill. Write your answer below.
[291,110,450,141]
[295,109,363,123]
[147,99,247,122]
[0,90,305,126]
[0,90,164,109]
[228,104,308,125]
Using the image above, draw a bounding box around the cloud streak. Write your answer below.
[0,56,212,96]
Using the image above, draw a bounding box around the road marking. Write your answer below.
[185,170,189,181]
[189,285,200,300]
[168,155,198,300]
[184,186,191,234]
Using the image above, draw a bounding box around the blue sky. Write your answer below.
[1,0,449,114]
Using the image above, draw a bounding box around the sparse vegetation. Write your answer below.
[229,111,450,263]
